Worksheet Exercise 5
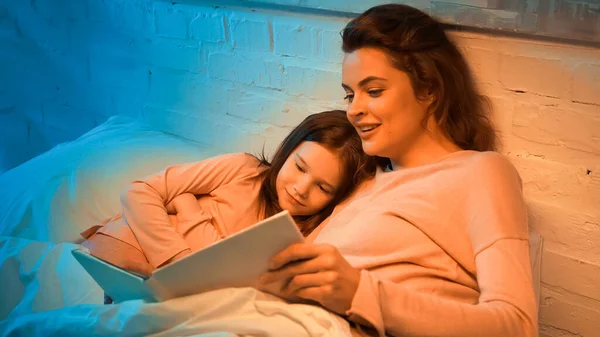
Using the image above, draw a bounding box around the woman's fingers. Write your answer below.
[260,259,320,284]
[284,270,337,294]
[267,243,321,270]
[281,270,357,314]
[260,245,339,284]
[294,286,333,305]
[258,243,361,315]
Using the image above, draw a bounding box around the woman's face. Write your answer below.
[342,47,432,166]
[275,141,342,216]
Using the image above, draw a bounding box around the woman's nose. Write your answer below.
[346,98,365,120]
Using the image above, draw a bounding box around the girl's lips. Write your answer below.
[286,190,305,207]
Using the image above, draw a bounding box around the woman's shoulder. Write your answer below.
[459,151,522,185]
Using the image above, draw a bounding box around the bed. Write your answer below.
[0,116,352,337]
[0,116,542,337]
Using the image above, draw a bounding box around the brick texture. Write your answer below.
[273,23,318,58]
[154,2,188,39]
[190,14,225,43]
[229,19,271,52]
[572,63,600,106]
[499,54,569,98]
[208,53,283,90]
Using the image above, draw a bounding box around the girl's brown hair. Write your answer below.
[342,4,497,151]
[255,110,381,236]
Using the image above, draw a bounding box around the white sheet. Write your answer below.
[0,236,352,337]
[0,115,215,243]
[0,236,103,319]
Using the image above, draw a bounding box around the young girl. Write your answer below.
[81,110,380,282]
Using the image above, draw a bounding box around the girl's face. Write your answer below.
[342,47,432,167]
[275,141,342,216]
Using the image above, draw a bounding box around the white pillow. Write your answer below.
[0,115,217,243]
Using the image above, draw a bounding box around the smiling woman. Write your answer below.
[256,4,538,337]
[341,52,462,168]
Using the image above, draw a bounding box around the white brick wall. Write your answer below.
[229,18,272,51]
[1,0,599,335]
[499,54,570,98]
[573,63,600,106]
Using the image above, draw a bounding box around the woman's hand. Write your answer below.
[257,243,361,315]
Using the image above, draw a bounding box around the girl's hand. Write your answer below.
[166,193,199,214]
[257,243,361,315]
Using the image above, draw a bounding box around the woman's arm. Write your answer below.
[258,154,537,337]
[121,153,259,269]
[345,238,537,337]
[258,237,536,337]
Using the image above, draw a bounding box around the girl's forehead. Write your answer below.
[293,142,343,180]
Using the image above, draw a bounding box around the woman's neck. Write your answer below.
[389,119,462,170]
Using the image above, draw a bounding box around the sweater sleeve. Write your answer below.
[120,153,261,268]
[345,153,538,337]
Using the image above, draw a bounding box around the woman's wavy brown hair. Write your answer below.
[341,4,497,151]
[255,110,381,236]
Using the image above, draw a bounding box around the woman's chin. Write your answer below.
[362,143,383,157]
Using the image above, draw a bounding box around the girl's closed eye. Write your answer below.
[343,94,354,103]
[318,184,332,194]
[295,162,306,173]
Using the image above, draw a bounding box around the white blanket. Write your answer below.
[0,237,352,337]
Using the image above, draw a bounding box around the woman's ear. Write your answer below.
[424,88,435,102]
[415,84,435,103]
[418,90,435,110]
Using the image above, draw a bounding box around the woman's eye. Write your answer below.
[295,163,306,173]
[343,94,354,103]
[368,89,383,97]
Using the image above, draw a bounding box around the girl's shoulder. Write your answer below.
[206,152,264,168]
[190,152,267,180]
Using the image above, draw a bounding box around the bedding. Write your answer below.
[0,115,217,243]
[0,237,351,337]
[0,115,351,337]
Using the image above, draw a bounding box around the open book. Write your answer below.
[72,210,304,303]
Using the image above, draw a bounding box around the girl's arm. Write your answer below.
[166,193,202,215]
[121,153,260,269]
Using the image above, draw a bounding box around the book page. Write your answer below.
[71,249,156,303]
[150,211,304,301]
